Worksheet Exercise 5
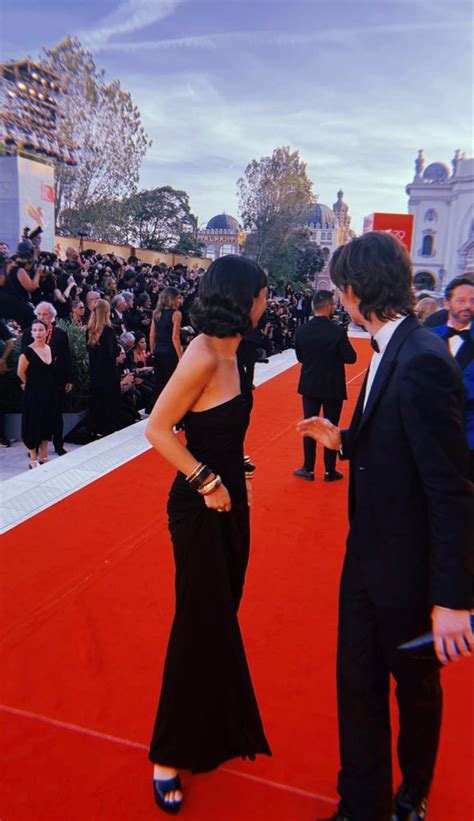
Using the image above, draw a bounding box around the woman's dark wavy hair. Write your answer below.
[190,255,267,338]
[329,232,416,321]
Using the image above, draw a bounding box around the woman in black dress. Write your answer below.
[87,299,121,437]
[149,287,183,399]
[145,256,271,814]
[17,319,55,468]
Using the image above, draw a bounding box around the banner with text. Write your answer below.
[363,212,414,253]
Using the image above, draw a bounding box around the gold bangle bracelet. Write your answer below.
[186,462,204,482]
[198,475,222,495]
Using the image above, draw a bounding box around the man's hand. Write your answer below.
[431,606,474,664]
[296,416,342,450]
[0,360,7,375]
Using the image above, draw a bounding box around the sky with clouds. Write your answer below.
[2,0,472,232]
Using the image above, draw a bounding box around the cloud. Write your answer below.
[81,0,187,49]
[95,19,464,53]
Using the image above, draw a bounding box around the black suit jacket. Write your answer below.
[295,316,357,399]
[22,325,73,387]
[340,315,473,610]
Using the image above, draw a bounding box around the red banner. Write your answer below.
[363,212,414,253]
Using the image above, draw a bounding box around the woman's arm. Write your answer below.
[149,319,156,353]
[17,267,41,292]
[17,353,29,388]
[172,310,183,359]
[146,346,232,510]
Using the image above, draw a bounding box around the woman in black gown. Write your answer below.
[145,256,271,814]
[86,299,121,437]
[17,319,56,468]
[149,287,183,400]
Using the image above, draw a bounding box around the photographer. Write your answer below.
[31,253,61,308]
[0,241,39,328]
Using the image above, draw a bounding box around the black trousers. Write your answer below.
[337,551,442,821]
[301,396,343,473]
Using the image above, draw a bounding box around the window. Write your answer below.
[414,271,436,291]
[465,245,474,272]
[321,232,326,240]
[327,232,332,240]
[421,235,434,256]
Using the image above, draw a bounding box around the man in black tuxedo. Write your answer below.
[23,302,73,455]
[294,290,356,482]
[430,276,474,481]
[298,233,473,821]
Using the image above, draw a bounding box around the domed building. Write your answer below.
[406,149,474,290]
[197,213,244,259]
[299,193,355,288]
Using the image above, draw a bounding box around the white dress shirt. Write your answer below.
[447,322,472,358]
[363,315,408,410]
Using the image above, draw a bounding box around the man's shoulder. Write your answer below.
[398,323,459,379]
[428,323,447,338]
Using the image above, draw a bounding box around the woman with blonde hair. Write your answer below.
[150,287,183,400]
[86,298,121,436]
[415,296,439,323]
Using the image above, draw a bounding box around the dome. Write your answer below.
[206,213,241,231]
[302,202,338,229]
[423,162,450,183]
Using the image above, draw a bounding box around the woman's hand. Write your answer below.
[296,416,342,450]
[245,478,253,508]
[203,481,232,513]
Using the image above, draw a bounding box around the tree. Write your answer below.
[59,198,128,243]
[40,36,151,229]
[124,186,196,250]
[237,146,314,273]
[294,236,326,282]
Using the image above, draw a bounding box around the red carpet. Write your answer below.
[1,338,472,820]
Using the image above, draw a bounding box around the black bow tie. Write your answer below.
[370,337,380,353]
[447,328,470,342]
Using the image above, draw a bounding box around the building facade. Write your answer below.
[301,192,355,290]
[406,150,474,291]
[197,213,244,259]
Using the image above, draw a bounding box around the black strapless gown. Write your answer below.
[148,379,271,773]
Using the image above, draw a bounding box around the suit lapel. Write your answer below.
[455,327,474,371]
[357,316,420,435]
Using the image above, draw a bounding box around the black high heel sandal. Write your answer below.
[152,774,183,815]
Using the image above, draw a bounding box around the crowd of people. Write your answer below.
[0,234,350,462]
[0,233,472,476]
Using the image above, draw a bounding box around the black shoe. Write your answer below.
[293,467,314,481]
[392,784,428,820]
[55,447,67,456]
[0,436,11,447]
[324,470,344,482]
[153,774,183,815]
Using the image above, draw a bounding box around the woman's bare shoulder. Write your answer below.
[178,335,217,377]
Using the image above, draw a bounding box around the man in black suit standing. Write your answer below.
[294,290,357,482]
[298,233,473,821]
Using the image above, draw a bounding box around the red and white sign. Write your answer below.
[363,212,414,253]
